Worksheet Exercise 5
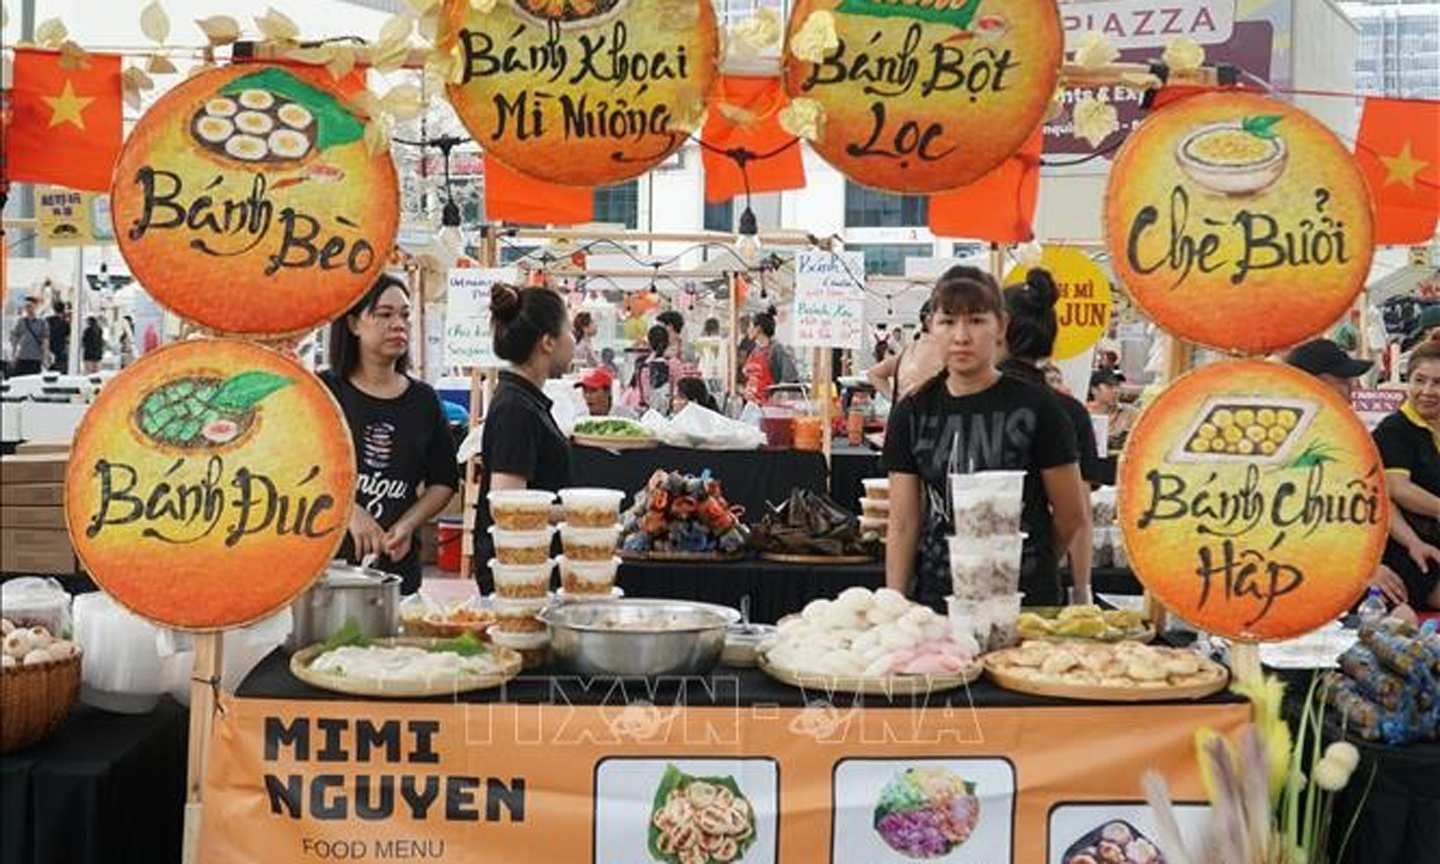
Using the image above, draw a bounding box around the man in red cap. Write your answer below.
[575,367,634,419]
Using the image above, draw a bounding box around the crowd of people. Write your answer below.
[5,291,135,377]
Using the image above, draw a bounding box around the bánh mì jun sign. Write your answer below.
[66,340,356,630]
[1119,360,1386,642]
[782,0,1063,193]
[111,65,400,336]
[1105,91,1374,354]
[439,0,719,187]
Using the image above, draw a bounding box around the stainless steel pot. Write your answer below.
[540,599,740,677]
[287,563,400,650]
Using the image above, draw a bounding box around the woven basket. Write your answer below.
[1,652,81,753]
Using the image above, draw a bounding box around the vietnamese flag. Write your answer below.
[928,127,1043,243]
[483,154,593,225]
[1355,97,1440,244]
[701,76,805,203]
[5,49,122,192]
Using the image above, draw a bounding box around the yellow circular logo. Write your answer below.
[439,0,719,186]
[66,340,355,630]
[1118,360,1386,641]
[1105,92,1374,354]
[111,65,400,336]
[782,0,1062,193]
[1005,247,1112,361]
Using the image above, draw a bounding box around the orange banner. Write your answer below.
[201,693,1246,863]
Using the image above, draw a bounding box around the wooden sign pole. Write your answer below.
[727,272,739,403]
[816,347,833,465]
[181,632,224,864]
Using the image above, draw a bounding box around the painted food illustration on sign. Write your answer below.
[66,340,355,631]
[1106,92,1373,354]
[134,371,291,451]
[1172,398,1315,462]
[439,0,719,186]
[1119,361,1387,642]
[112,65,398,336]
[649,764,756,864]
[783,0,1062,193]
[872,767,981,858]
[1176,116,1289,197]
[1063,820,1165,864]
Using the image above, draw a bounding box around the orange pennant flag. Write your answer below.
[928,128,1043,243]
[483,154,594,225]
[5,49,123,192]
[701,76,805,203]
[1355,97,1440,245]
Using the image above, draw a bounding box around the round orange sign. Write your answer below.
[439,0,719,186]
[1105,92,1374,354]
[782,0,1062,193]
[112,65,400,336]
[66,340,356,630]
[1119,361,1387,641]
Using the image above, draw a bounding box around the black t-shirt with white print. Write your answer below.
[883,373,1078,610]
[322,371,460,593]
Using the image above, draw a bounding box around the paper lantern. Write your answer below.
[440,0,719,186]
[1105,92,1374,354]
[111,65,400,336]
[67,340,356,630]
[782,0,1062,193]
[1119,360,1387,642]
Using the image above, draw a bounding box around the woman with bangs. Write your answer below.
[882,267,1090,610]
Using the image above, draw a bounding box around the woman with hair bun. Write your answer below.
[883,266,1088,610]
[741,306,799,405]
[473,284,574,582]
[999,267,1099,603]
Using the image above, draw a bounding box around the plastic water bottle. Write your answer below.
[1357,588,1386,627]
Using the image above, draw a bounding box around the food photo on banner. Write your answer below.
[2,2,1439,864]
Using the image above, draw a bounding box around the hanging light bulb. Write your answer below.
[735,204,760,264]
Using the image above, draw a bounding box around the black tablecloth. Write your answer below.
[237,647,1242,712]
[618,557,885,623]
[0,699,188,864]
[829,443,882,513]
[569,444,828,518]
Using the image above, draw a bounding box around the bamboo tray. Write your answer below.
[759,654,981,696]
[572,433,659,450]
[291,638,522,698]
[983,652,1229,703]
[759,552,878,566]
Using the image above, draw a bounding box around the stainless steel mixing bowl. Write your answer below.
[540,599,740,677]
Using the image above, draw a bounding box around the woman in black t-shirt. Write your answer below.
[323,275,460,594]
[998,268,1097,605]
[1374,341,1440,610]
[883,267,1089,610]
[473,285,575,588]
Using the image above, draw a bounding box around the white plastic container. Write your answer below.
[555,586,625,603]
[861,478,890,501]
[859,497,891,519]
[490,595,550,633]
[558,523,621,561]
[558,488,626,528]
[557,555,621,594]
[488,525,556,565]
[488,489,556,530]
[488,559,554,599]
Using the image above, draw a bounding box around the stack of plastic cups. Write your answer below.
[557,488,625,602]
[486,490,557,668]
[859,478,891,543]
[946,471,1027,652]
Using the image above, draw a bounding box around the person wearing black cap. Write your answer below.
[1088,368,1137,453]
[1284,338,1372,400]
[1288,338,1439,612]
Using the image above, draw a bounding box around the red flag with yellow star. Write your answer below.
[4,49,123,192]
[1355,97,1440,244]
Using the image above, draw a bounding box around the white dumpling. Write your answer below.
[862,655,895,678]
[874,588,909,615]
[836,587,875,613]
[802,599,832,622]
[900,607,933,629]
[850,630,880,654]
[860,643,891,664]
[822,604,863,632]
[921,619,950,643]
[879,624,919,651]
[829,650,864,675]
[866,604,902,626]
